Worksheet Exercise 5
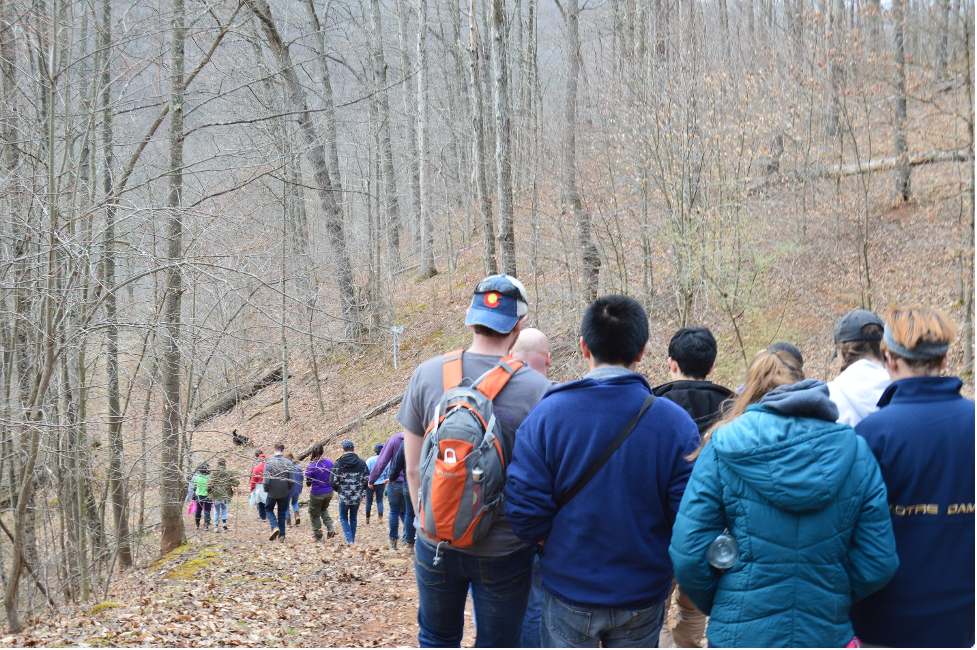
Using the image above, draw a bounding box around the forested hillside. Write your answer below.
[0,0,972,639]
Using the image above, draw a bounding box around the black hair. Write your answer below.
[581,295,649,367]
[769,342,804,368]
[668,327,718,379]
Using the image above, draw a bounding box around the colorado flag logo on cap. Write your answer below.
[483,292,501,308]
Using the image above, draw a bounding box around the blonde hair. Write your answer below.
[688,349,805,460]
[882,307,956,371]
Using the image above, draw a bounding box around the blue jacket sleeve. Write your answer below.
[846,439,899,602]
[504,417,556,545]
[665,417,700,525]
[669,442,726,615]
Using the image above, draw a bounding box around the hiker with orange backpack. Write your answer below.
[398,274,551,647]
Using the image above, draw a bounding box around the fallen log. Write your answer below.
[296,392,405,460]
[817,147,971,178]
[191,366,284,428]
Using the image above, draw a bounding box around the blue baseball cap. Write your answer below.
[342,440,354,451]
[465,274,528,334]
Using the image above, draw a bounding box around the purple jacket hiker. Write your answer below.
[305,458,335,494]
[369,432,404,485]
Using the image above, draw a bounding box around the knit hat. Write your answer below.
[834,310,884,344]
[465,274,528,334]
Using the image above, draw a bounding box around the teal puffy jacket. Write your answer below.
[669,380,898,648]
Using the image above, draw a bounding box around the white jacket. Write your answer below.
[827,359,891,427]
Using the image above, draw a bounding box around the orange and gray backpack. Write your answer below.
[417,349,524,551]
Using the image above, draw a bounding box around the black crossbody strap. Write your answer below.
[555,393,656,509]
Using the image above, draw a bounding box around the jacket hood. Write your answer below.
[711,380,857,513]
[335,453,361,470]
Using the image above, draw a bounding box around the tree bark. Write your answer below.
[367,0,402,271]
[100,0,132,570]
[160,0,186,557]
[935,0,950,81]
[559,0,600,301]
[469,0,497,275]
[246,0,357,318]
[892,0,911,201]
[397,0,422,249]
[491,0,516,275]
[416,0,437,278]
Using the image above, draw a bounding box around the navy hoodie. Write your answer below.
[851,376,975,648]
[506,371,699,609]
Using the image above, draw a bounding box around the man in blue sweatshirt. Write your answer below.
[506,294,700,647]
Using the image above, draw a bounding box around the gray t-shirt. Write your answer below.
[397,351,552,556]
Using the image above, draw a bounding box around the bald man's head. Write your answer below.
[511,327,551,377]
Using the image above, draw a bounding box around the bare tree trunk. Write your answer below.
[962,17,974,376]
[100,0,132,572]
[302,0,343,221]
[397,0,422,250]
[469,0,497,275]
[160,0,186,557]
[246,0,357,318]
[559,0,600,301]
[827,0,846,137]
[935,0,950,80]
[367,0,402,271]
[491,0,516,275]
[893,0,912,201]
[416,0,437,278]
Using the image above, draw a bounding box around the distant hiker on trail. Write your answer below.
[368,431,415,551]
[285,453,302,527]
[652,326,734,648]
[249,452,267,521]
[850,307,975,648]
[398,273,551,647]
[208,459,239,533]
[670,349,898,648]
[331,441,370,544]
[509,326,551,377]
[826,309,890,427]
[262,443,294,542]
[304,444,337,541]
[364,443,386,525]
[186,462,213,530]
[506,294,700,648]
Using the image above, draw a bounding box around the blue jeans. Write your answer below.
[519,552,543,647]
[338,502,360,542]
[366,484,385,517]
[266,496,289,538]
[414,540,534,647]
[538,590,665,648]
[290,493,300,515]
[213,500,228,522]
[256,496,267,520]
[386,481,415,543]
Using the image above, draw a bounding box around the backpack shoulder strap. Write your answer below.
[442,349,465,391]
[555,393,656,509]
[473,356,525,401]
